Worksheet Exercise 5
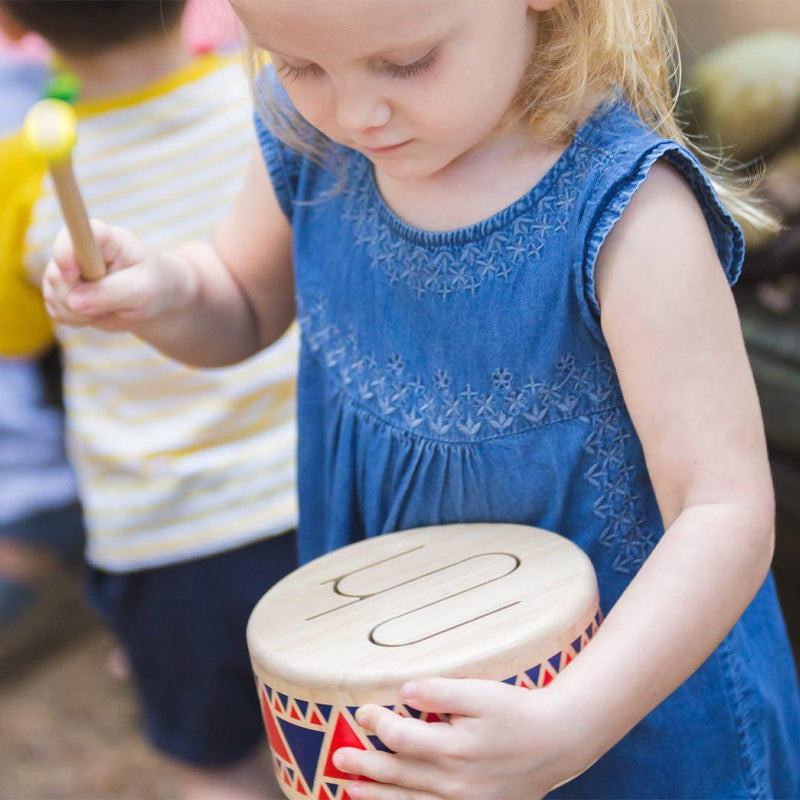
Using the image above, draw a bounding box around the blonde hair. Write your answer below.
[245,0,776,236]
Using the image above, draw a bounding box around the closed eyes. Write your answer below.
[275,48,439,82]
[275,61,322,81]
[384,47,439,78]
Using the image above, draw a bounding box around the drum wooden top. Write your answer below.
[248,524,598,698]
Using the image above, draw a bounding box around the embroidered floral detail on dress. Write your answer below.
[299,295,655,573]
[339,145,603,299]
[581,408,657,573]
[299,296,623,443]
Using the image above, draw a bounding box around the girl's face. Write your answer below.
[235,0,542,181]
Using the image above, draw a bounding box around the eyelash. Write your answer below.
[385,48,439,78]
[276,48,439,82]
[276,62,322,81]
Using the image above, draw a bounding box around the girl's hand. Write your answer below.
[333,677,591,800]
[43,220,193,332]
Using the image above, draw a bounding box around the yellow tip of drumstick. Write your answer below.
[22,99,106,281]
[23,99,78,164]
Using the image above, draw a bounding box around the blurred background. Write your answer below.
[1,1,799,798]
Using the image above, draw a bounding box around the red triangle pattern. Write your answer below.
[322,712,367,780]
[310,709,324,726]
[316,783,335,800]
[256,604,603,796]
[260,687,293,763]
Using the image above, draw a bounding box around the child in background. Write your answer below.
[0,21,83,649]
[0,1,297,797]
[0,354,84,633]
[42,0,800,797]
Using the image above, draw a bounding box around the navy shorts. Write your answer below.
[85,531,297,767]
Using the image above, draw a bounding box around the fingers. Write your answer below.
[334,749,441,797]
[51,220,149,283]
[400,678,508,717]
[51,225,84,287]
[355,705,455,760]
[335,706,474,798]
[346,779,441,800]
[61,265,158,319]
[45,221,162,328]
[88,219,150,275]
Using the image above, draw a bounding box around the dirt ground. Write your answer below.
[0,520,798,800]
[0,578,180,799]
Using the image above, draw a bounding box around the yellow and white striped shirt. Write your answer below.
[18,55,298,571]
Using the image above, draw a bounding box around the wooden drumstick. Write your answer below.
[23,99,106,281]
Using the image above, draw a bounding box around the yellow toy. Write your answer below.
[22,99,105,281]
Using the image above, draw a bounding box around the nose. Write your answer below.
[334,80,391,133]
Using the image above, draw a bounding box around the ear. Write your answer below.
[0,5,30,42]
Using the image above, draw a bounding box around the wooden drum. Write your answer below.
[247,523,601,800]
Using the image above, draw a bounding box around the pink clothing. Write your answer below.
[0,0,238,62]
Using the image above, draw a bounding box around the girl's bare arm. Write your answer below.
[553,159,774,766]
[44,151,295,367]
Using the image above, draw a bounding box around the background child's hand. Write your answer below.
[333,677,591,800]
[43,220,190,332]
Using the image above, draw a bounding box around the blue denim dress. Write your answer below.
[255,86,800,797]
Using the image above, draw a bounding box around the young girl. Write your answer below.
[43,0,800,797]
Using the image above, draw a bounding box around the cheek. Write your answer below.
[398,81,477,138]
[418,79,505,141]
[282,84,334,135]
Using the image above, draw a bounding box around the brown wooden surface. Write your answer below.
[0,510,796,798]
[249,524,598,706]
[49,160,106,281]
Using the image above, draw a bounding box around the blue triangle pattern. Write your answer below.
[503,675,517,685]
[571,636,582,654]
[548,653,561,672]
[326,783,339,799]
[526,665,541,686]
[405,706,423,719]
[278,692,289,710]
[317,703,333,721]
[296,699,309,717]
[368,734,394,753]
[277,717,326,792]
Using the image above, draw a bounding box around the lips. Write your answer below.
[360,139,411,154]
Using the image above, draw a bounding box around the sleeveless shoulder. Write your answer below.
[253,67,343,224]
[0,131,52,357]
[254,110,304,223]
[574,100,745,340]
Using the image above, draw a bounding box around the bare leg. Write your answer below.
[0,538,58,583]
[172,747,283,800]
[0,539,58,627]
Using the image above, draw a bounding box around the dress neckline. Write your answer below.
[361,99,614,248]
